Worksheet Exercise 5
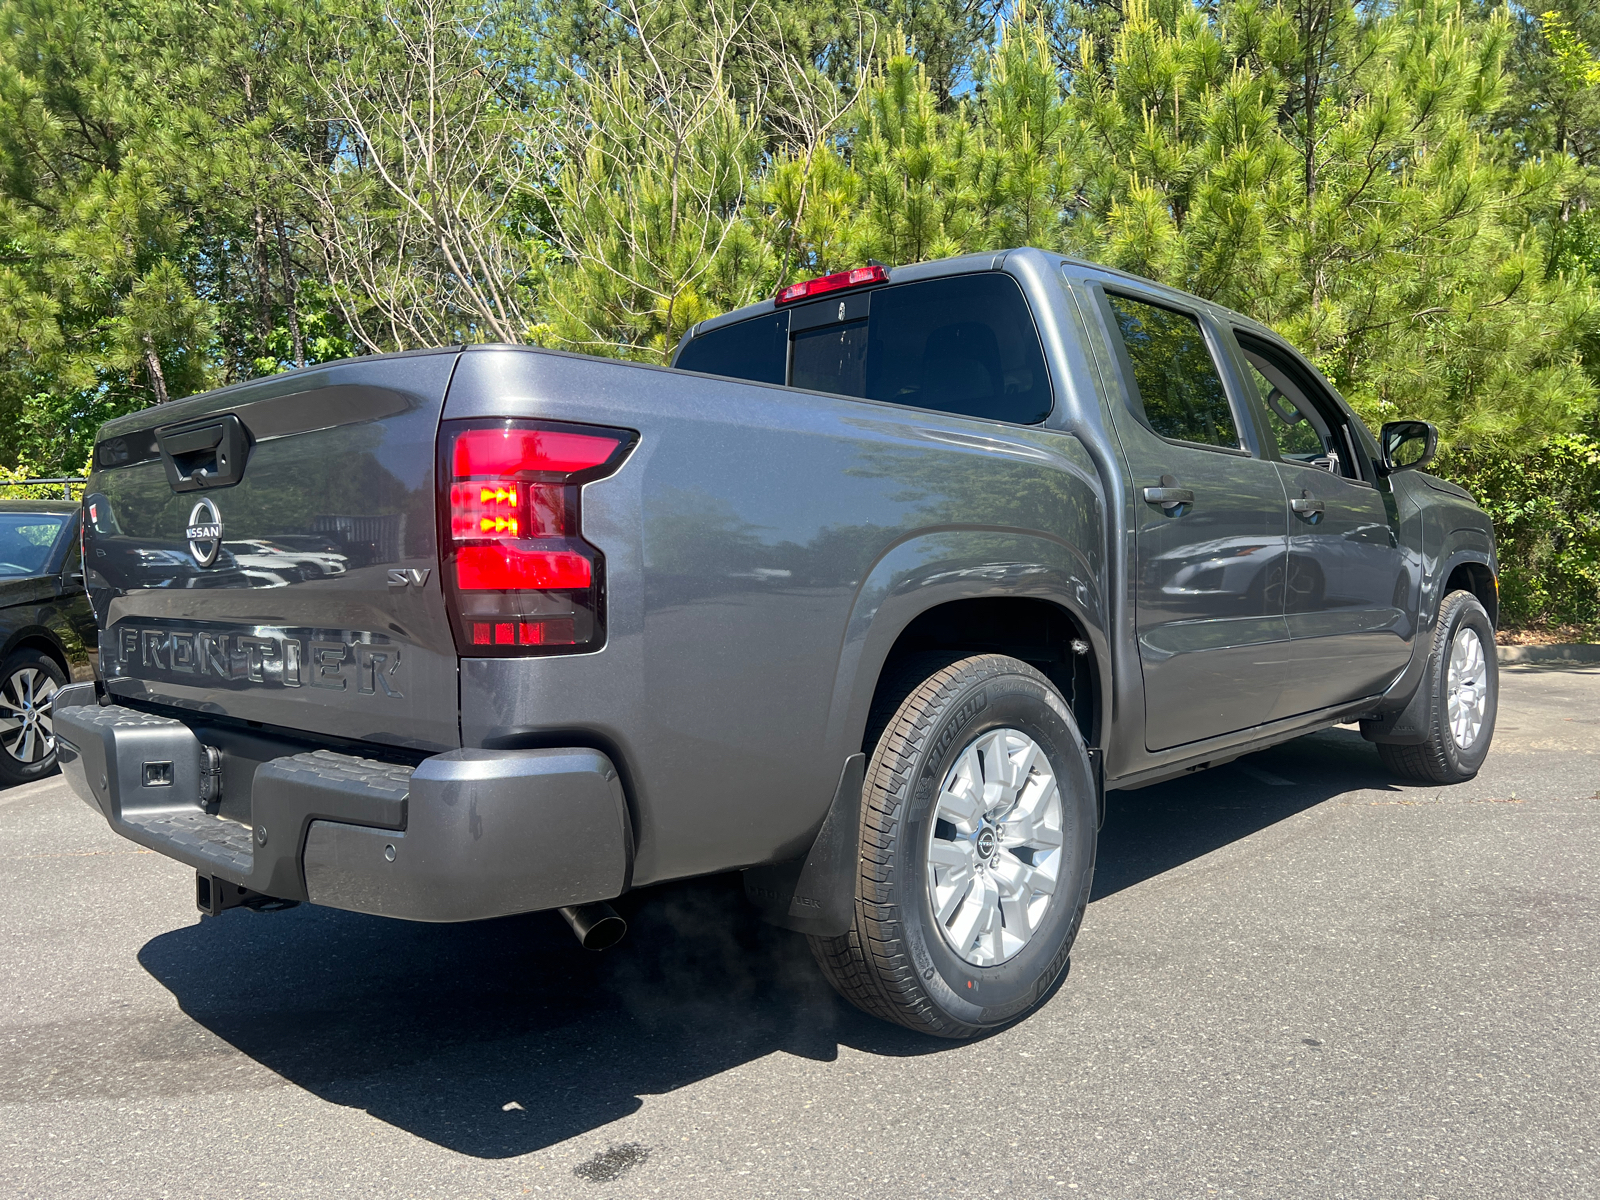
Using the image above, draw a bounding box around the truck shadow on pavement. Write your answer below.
[138,726,1399,1158]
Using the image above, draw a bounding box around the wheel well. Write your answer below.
[1445,561,1497,628]
[872,598,1099,746]
[4,633,69,678]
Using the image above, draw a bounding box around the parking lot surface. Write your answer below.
[2,663,1596,1199]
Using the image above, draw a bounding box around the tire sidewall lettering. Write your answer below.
[896,671,1094,1027]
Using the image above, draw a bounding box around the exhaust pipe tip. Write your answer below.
[559,902,627,951]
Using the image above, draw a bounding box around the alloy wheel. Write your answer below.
[926,727,1065,966]
[1446,626,1488,750]
[0,666,58,765]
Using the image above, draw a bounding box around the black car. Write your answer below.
[0,499,96,786]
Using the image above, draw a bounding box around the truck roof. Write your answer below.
[679,246,1276,352]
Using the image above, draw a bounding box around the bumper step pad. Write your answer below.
[124,810,254,874]
[57,701,633,923]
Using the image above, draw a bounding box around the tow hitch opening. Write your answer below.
[196,873,299,917]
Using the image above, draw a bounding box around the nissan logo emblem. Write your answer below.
[185,497,223,567]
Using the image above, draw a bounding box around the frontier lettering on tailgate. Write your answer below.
[111,625,404,697]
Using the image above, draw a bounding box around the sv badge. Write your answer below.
[386,567,432,589]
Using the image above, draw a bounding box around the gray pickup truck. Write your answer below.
[55,248,1498,1037]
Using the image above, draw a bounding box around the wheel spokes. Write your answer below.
[944,873,1000,961]
[926,726,1068,967]
[1446,628,1488,749]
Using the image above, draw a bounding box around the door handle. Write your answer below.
[1142,484,1194,513]
[1291,496,1325,517]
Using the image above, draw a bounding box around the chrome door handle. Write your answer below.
[1143,486,1194,512]
[1291,497,1325,516]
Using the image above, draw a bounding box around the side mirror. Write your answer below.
[1379,420,1437,474]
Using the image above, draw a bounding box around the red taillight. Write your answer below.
[455,545,592,590]
[775,264,887,306]
[453,427,622,477]
[439,419,634,657]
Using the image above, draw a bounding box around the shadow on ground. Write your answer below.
[1092,724,1400,900]
[139,725,1402,1157]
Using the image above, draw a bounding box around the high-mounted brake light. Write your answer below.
[439,420,635,656]
[774,264,887,306]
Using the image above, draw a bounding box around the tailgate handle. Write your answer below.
[157,414,250,492]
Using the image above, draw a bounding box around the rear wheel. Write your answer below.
[0,650,66,787]
[1378,589,1498,784]
[809,654,1097,1038]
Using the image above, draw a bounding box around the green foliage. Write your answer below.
[1441,435,1600,630]
[1052,0,1599,450]
[542,49,772,361]
[3,0,1598,630]
[0,0,351,473]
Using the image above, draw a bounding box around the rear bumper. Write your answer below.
[53,687,631,922]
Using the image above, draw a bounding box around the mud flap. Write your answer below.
[743,753,866,938]
[1360,674,1431,745]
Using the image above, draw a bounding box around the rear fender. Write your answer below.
[821,529,1108,769]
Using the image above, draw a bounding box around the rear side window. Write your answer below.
[673,273,1053,425]
[1105,294,1240,449]
[673,311,788,385]
[863,275,1051,424]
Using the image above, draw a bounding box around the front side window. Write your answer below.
[1239,336,1367,482]
[1105,294,1240,449]
[0,513,68,577]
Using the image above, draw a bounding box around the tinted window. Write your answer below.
[0,513,67,577]
[792,320,868,396]
[1105,295,1239,448]
[675,273,1052,424]
[1245,360,1325,460]
[864,275,1050,423]
[1240,338,1366,481]
[673,311,788,385]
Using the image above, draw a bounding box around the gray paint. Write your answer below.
[65,245,1496,914]
[56,695,629,921]
[303,748,630,922]
[84,352,461,752]
[443,307,1107,885]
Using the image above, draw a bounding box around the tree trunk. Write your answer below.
[253,206,273,358]
[142,336,169,404]
[274,214,305,368]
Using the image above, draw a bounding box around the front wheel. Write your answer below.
[1378,589,1498,784]
[809,654,1097,1038]
[0,650,66,787]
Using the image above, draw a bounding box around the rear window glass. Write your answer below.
[0,513,66,577]
[864,275,1051,423]
[673,311,788,385]
[792,320,867,396]
[673,273,1053,425]
[1105,294,1240,449]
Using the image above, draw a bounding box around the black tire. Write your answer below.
[1378,589,1498,785]
[0,649,67,787]
[809,654,1097,1038]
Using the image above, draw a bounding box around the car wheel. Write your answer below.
[0,650,67,787]
[809,654,1097,1038]
[1378,589,1498,784]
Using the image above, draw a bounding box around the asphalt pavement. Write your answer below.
[2,663,1596,1199]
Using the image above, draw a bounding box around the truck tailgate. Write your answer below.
[83,351,461,752]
